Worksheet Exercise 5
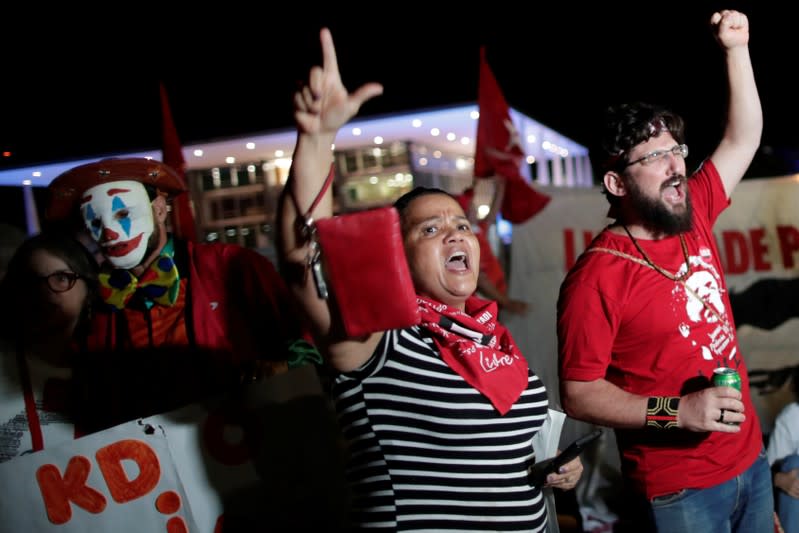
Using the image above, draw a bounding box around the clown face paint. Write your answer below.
[80,180,154,269]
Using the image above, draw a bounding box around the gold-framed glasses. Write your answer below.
[625,144,688,168]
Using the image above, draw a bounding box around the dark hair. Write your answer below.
[143,183,159,201]
[600,102,686,169]
[792,365,799,403]
[599,102,686,209]
[0,230,99,340]
[393,186,459,231]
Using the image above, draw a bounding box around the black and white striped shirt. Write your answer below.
[333,326,550,531]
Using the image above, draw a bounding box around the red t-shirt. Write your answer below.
[557,160,762,499]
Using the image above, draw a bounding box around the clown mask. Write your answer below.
[80,180,155,269]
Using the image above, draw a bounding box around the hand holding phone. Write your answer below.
[529,429,602,487]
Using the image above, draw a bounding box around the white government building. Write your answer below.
[0,103,593,252]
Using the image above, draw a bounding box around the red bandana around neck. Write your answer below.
[417,295,529,415]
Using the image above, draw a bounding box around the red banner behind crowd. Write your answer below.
[474,47,550,224]
[160,82,197,241]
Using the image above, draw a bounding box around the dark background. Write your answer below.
[1,2,797,229]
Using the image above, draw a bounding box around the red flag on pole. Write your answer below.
[160,82,197,241]
[474,47,550,224]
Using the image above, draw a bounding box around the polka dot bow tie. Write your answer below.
[99,255,180,310]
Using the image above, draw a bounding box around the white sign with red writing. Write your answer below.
[0,364,341,532]
[0,419,199,532]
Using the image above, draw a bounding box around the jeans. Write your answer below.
[777,454,799,533]
[647,448,774,533]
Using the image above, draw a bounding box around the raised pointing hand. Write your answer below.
[294,28,384,137]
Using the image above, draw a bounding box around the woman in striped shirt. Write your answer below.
[277,27,583,532]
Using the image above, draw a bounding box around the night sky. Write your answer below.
[1,2,797,229]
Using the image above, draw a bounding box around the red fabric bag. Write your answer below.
[315,206,420,338]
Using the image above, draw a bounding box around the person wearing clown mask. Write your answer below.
[81,179,159,270]
[80,178,180,310]
[44,158,315,431]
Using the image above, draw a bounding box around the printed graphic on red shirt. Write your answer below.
[676,249,737,365]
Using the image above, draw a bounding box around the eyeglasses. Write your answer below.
[34,271,85,293]
[624,144,688,168]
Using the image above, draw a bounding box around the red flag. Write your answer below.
[474,47,550,224]
[160,82,197,241]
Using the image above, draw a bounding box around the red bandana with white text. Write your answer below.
[417,295,529,414]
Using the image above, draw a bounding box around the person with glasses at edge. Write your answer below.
[556,9,774,532]
[0,230,99,462]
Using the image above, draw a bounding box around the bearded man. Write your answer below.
[556,9,774,533]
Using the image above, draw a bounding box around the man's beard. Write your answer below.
[626,176,693,236]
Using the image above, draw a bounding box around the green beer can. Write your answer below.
[712,367,741,391]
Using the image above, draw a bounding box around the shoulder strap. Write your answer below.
[586,246,651,268]
[587,246,730,329]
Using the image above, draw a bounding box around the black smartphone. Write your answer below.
[529,429,602,486]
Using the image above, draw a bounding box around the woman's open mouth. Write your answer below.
[445,251,470,272]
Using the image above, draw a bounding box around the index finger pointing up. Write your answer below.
[320,28,340,77]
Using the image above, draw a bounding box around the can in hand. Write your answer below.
[712,367,741,391]
[713,367,741,426]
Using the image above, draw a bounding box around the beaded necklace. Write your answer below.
[621,224,691,282]
[587,227,732,333]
